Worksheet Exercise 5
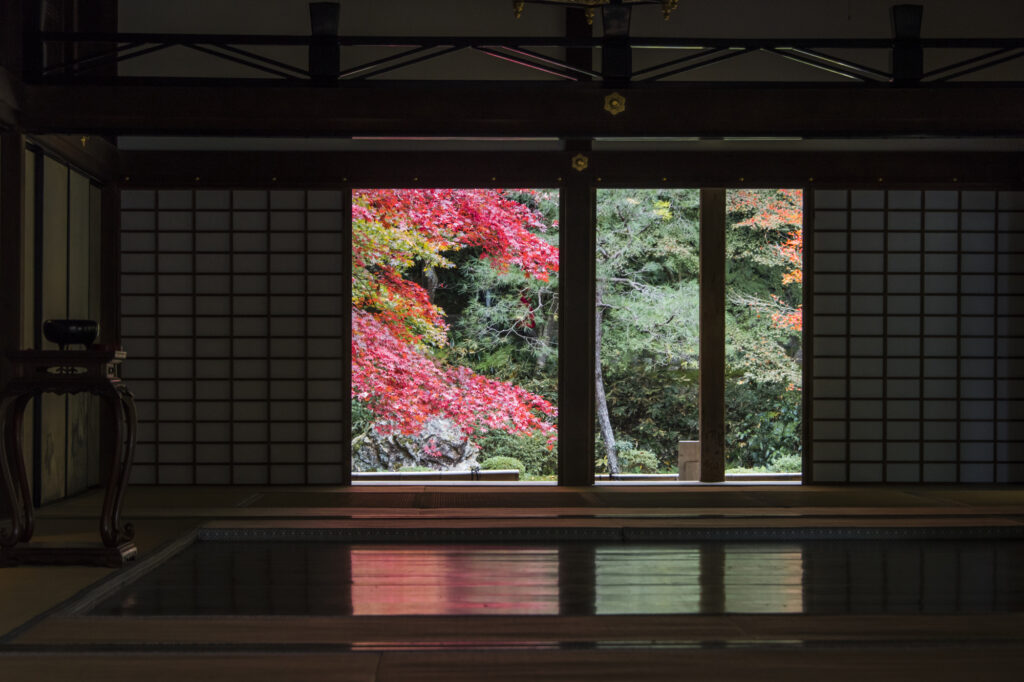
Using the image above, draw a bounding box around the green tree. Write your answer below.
[596,189,702,474]
[724,189,803,468]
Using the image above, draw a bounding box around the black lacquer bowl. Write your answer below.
[43,319,99,350]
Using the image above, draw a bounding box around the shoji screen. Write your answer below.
[810,189,1024,483]
[120,189,346,485]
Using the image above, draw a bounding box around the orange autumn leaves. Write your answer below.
[730,188,803,332]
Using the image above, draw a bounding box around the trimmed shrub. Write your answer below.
[618,448,661,473]
[480,456,526,472]
[476,430,556,475]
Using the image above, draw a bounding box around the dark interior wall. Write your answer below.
[22,144,103,504]
[0,137,39,505]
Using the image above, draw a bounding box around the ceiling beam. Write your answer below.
[29,134,120,183]
[21,82,1024,138]
[117,150,1024,188]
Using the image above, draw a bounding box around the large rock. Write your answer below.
[353,418,480,472]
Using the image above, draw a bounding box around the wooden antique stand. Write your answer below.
[0,350,138,567]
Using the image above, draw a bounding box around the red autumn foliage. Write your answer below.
[351,189,558,442]
[730,189,804,332]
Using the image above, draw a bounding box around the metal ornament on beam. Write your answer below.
[512,1,679,24]
[604,92,626,115]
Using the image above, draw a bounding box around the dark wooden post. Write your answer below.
[308,2,341,83]
[99,183,120,348]
[339,187,352,485]
[0,135,26,515]
[800,189,814,483]
[699,188,726,482]
[97,182,120,483]
[600,2,632,86]
[890,4,924,84]
[565,7,592,78]
[560,9,595,486]
[559,6,596,487]
[1,135,26,385]
[558,172,596,486]
[75,0,119,81]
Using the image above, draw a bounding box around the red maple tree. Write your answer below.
[351,189,558,443]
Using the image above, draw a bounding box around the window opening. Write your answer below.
[350,188,559,483]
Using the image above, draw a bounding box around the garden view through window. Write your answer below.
[351,187,802,480]
[351,188,560,479]
[594,189,802,478]
[724,189,803,476]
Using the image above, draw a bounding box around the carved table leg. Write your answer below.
[0,395,24,548]
[99,387,136,548]
[7,394,34,543]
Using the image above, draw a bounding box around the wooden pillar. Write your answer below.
[75,1,119,80]
[339,187,352,485]
[560,9,595,486]
[699,188,726,482]
[96,182,120,483]
[99,183,120,347]
[564,7,592,78]
[558,175,596,486]
[1,134,26,386]
[800,190,814,484]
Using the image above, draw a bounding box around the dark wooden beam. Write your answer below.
[558,175,596,486]
[27,133,119,183]
[699,188,726,483]
[21,82,1024,138]
[118,150,1024,189]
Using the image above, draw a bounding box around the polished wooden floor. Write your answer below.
[3,484,1024,680]
[87,540,1024,617]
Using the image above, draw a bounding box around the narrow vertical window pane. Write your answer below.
[725,189,804,476]
[594,189,701,478]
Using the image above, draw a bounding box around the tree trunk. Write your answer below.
[595,284,620,475]
[423,267,439,302]
[535,291,558,372]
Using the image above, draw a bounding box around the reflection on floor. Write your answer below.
[91,540,1024,618]
[5,484,1024,681]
